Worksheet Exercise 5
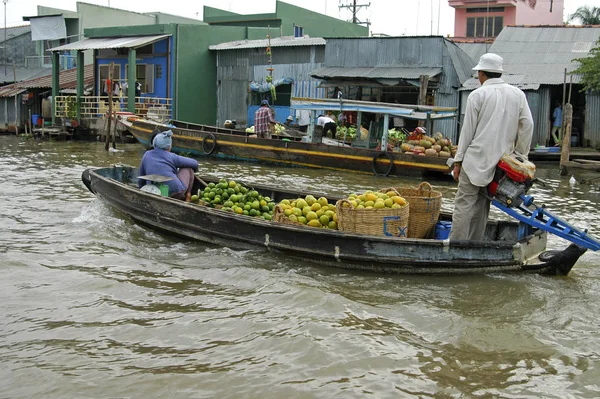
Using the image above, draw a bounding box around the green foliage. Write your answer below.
[64,96,78,120]
[568,6,600,25]
[572,39,600,92]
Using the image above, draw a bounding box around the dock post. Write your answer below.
[560,103,573,176]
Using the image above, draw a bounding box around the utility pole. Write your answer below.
[339,0,370,27]
[3,0,8,76]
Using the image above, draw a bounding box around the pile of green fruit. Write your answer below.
[191,179,275,221]
[277,195,338,229]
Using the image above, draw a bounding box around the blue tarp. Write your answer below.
[249,77,294,93]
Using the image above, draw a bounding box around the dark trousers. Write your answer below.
[323,122,337,137]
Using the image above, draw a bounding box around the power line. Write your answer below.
[339,0,370,28]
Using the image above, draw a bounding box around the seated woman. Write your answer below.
[138,130,199,201]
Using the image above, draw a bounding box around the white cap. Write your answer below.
[472,53,504,74]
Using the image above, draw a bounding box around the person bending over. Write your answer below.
[138,130,199,201]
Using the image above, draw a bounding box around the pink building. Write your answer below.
[449,0,564,38]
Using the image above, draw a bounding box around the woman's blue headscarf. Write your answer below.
[153,130,173,150]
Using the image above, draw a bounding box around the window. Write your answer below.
[466,16,504,37]
[125,64,155,94]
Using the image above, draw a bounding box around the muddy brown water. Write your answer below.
[1,136,600,398]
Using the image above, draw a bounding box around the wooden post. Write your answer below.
[13,65,17,134]
[112,112,118,149]
[418,74,429,128]
[559,75,574,176]
[381,113,390,150]
[105,62,114,151]
[559,103,573,176]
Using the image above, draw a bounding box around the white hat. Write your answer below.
[472,53,504,74]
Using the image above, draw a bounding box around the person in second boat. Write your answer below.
[138,130,199,202]
[449,53,534,241]
[254,99,276,139]
[317,113,337,138]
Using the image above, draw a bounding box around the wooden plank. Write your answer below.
[562,161,600,172]
[570,159,600,165]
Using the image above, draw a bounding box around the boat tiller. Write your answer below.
[489,157,600,251]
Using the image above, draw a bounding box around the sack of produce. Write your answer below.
[392,182,442,238]
[335,189,409,238]
[274,195,338,229]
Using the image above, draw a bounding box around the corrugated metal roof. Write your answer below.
[461,75,541,91]
[0,64,95,97]
[49,34,171,52]
[0,86,27,97]
[454,42,488,64]
[0,25,31,44]
[209,36,326,51]
[310,66,442,80]
[485,26,600,87]
[445,40,477,84]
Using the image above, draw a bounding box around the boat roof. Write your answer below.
[291,97,457,120]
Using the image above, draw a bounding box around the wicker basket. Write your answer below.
[335,198,409,238]
[393,182,442,239]
[273,204,303,226]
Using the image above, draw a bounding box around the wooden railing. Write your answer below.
[54,96,172,120]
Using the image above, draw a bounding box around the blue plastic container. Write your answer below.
[434,221,452,239]
[32,114,40,126]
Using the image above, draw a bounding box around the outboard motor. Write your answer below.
[488,153,535,207]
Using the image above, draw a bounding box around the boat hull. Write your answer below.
[82,166,585,275]
[125,118,452,178]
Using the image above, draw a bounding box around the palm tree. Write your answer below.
[568,6,600,25]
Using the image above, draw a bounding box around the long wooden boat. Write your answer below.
[121,99,456,178]
[81,165,587,275]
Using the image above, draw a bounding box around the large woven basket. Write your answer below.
[273,204,303,226]
[392,182,442,239]
[335,197,409,238]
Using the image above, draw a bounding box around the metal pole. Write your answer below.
[4,0,7,76]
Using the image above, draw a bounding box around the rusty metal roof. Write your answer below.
[49,34,171,52]
[0,64,95,97]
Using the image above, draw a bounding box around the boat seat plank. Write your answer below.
[137,174,174,183]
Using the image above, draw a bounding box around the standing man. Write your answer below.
[449,53,534,241]
[295,109,310,132]
[254,99,275,139]
[551,101,563,146]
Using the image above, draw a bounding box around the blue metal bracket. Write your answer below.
[493,195,600,251]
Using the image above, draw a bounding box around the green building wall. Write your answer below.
[276,2,367,37]
[176,25,247,125]
[203,1,367,38]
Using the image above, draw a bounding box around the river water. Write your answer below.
[2,135,600,398]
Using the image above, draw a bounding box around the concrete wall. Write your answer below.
[276,1,367,37]
[4,32,36,67]
[452,0,563,37]
[515,0,564,25]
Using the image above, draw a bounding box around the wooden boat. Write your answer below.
[81,165,587,275]
[121,98,457,178]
